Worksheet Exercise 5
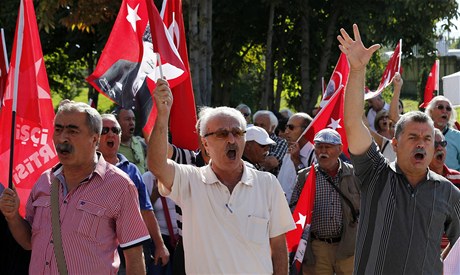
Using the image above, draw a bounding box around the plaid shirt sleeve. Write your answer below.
[269,134,288,162]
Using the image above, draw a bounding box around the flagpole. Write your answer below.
[1,28,9,72]
[8,0,25,189]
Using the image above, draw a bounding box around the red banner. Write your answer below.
[420,59,439,108]
[0,0,58,216]
[160,0,198,150]
[87,0,188,137]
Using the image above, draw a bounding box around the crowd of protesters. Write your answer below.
[2,23,460,275]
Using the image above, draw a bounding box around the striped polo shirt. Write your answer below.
[350,142,460,274]
[26,154,150,274]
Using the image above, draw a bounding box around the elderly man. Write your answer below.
[290,129,360,275]
[425,95,460,171]
[236,103,252,125]
[148,79,295,274]
[115,108,148,173]
[243,126,276,169]
[277,112,314,202]
[339,24,460,274]
[98,114,169,272]
[0,102,149,274]
[429,128,460,187]
[253,110,288,175]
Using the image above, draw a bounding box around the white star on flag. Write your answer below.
[126,4,141,32]
[295,213,306,229]
[327,117,342,130]
[35,58,50,99]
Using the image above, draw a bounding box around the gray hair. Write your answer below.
[253,110,278,128]
[101,114,121,127]
[197,106,247,137]
[425,95,457,127]
[394,111,434,139]
[293,112,313,128]
[56,101,102,135]
[434,128,444,139]
[236,103,251,113]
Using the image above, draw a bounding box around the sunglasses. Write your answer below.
[286,124,305,131]
[436,104,452,112]
[434,140,447,148]
[101,126,121,135]
[204,128,246,139]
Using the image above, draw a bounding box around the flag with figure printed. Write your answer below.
[365,40,402,100]
[286,166,316,273]
[0,0,58,216]
[86,0,188,136]
[420,59,439,108]
[319,53,349,108]
[160,0,198,150]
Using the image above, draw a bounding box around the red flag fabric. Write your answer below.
[0,28,8,105]
[86,0,188,137]
[286,165,316,271]
[365,40,402,100]
[420,59,439,108]
[160,0,198,150]
[0,0,58,216]
[319,53,349,108]
[302,86,349,158]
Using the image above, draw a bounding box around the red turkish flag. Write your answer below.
[302,85,348,158]
[420,59,439,108]
[365,40,402,100]
[86,0,188,137]
[286,166,316,272]
[319,53,349,108]
[0,28,8,105]
[160,0,198,150]
[0,0,58,216]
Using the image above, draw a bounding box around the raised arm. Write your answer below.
[147,79,175,191]
[389,72,403,123]
[338,24,380,155]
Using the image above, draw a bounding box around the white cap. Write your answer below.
[246,126,276,145]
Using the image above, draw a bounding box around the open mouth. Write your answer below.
[107,141,115,148]
[129,127,135,134]
[414,152,425,161]
[226,149,237,160]
[435,151,444,161]
[441,114,448,120]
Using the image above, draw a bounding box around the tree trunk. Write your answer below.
[262,1,276,110]
[205,0,213,106]
[188,0,201,106]
[299,0,310,113]
[310,0,341,112]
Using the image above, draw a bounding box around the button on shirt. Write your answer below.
[25,154,150,274]
[160,161,296,274]
[311,167,343,238]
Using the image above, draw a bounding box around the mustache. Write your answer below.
[225,144,238,152]
[413,148,426,156]
[56,143,74,154]
[434,150,444,158]
[318,153,330,159]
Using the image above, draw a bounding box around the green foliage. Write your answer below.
[44,44,87,100]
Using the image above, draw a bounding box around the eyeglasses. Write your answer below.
[101,126,121,135]
[286,124,306,131]
[434,140,447,148]
[242,113,251,117]
[436,104,452,112]
[204,128,246,139]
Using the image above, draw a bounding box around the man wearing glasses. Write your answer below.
[277,112,314,203]
[98,114,169,274]
[425,96,460,171]
[429,128,460,188]
[148,79,295,274]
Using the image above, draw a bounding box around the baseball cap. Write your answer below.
[246,126,276,145]
[313,128,342,145]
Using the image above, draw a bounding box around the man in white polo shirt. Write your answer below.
[148,79,295,274]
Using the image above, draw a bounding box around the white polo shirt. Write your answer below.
[160,161,295,274]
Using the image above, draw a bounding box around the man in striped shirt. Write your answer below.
[0,102,150,274]
[339,24,460,274]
